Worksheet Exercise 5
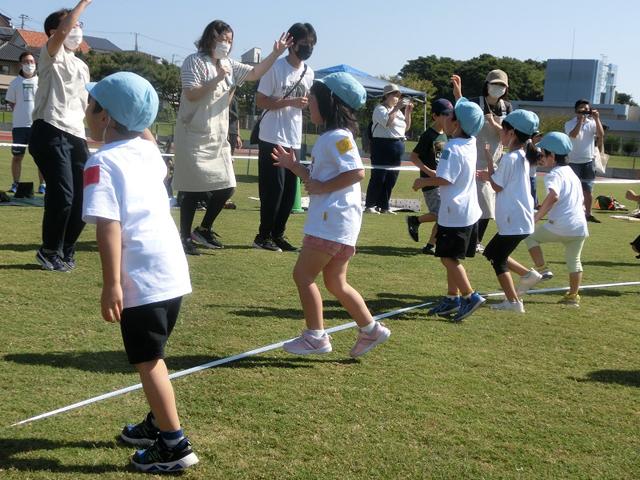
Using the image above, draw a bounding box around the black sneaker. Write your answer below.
[36,248,70,272]
[586,214,601,223]
[62,255,76,270]
[120,412,159,447]
[130,436,199,473]
[273,236,299,252]
[406,216,420,242]
[253,235,282,252]
[191,227,223,249]
[182,238,201,256]
[421,243,435,255]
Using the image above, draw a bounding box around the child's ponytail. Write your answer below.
[525,140,543,166]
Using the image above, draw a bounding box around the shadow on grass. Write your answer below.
[0,240,98,253]
[3,351,356,374]
[0,437,122,474]
[357,245,425,258]
[573,369,640,388]
[0,263,42,270]
[582,260,640,267]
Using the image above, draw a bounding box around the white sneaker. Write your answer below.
[476,243,485,253]
[364,207,380,214]
[517,270,543,296]
[490,299,525,313]
[283,331,332,355]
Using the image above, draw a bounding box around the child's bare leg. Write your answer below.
[418,213,436,223]
[497,272,518,302]
[428,223,438,245]
[441,257,473,295]
[569,271,582,296]
[323,256,372,328]
[135,358,180,432]
[528,245,545,269]
[293,247,332,331]
[507,256,531,277]
[441,257,460,295]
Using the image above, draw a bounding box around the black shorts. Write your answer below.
[483,233,529,275]
[435,223,478,259]
[12,127,31,155]
[120,297,183,365]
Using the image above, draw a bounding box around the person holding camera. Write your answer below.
[564,99,604,223]
[364,83,414,214]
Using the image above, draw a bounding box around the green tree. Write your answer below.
[387,73,436,138]
[604,135,621,154]
[615,92,638,107]
[622,138,638,156]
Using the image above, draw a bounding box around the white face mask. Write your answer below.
[22,63,36,76]
[488,84,506,99]
[213,41,231,59]
[64,27,83,51]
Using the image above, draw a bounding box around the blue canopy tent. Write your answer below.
[315,64,428,130]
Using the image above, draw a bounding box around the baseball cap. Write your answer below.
[454,97,484,137]
[432,98,453,115]
[537,132,573,155]
[317,72,367,110]
[486,69,509,87]
[86,72,159,132]
[504,110,539,136]
[382,83,401,97]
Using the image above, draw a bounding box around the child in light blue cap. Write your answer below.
[412,75,486,322]
[82,72,199,472]
[271,72,391,357]
[522,131,589,307]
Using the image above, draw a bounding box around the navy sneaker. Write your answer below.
[9,182,18,193]
[131,436,199,473]
[273,236,299,252]
[452,292,486,322]
[253,235,282,252]
[182,238,201,256]
[406,216,420,242]
[36,248,70,272]
[421,243,435,255]
[120,412,159,447]
[427,296,461,316]
[191,227,223,249]
[38,183,46,194]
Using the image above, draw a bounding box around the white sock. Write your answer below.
[360,322,376,334]
[307,329,325,338]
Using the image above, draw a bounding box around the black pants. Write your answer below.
[257,140,298,239]
[28,120,89,256]
[483,233,528,275]
[179,187,235,239]
[365,138,404,211]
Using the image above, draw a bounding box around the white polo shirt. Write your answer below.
[564,117,596,164]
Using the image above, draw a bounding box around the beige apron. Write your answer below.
[173,77,235,192]
[475,97,506,219]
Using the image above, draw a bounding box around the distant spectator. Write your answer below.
[5,52,45,194]
[564,99,605,223]
[364,83,413,214]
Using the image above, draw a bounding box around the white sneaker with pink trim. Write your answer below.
[283,331,332,355]
[349,322,391,358]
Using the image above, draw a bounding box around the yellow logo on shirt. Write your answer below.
[336,137,353,155]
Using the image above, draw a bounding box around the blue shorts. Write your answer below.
[11,127,31,156]
[569,161,596,191]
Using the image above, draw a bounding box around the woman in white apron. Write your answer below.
[470,70,512,251]
[173,20,291,255]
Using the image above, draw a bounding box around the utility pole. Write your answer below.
[18,14,30,29]
[134,32,139,52]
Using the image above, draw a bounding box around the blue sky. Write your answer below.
[2,0,639,101]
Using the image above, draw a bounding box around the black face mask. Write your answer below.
[296,44,313,61]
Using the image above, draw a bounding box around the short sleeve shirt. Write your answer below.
[542,165,589,237]
[180,52,252,90]
[564,117,596,164]
[6,75,38,128]
[82,137,192,308]
[413,127,447,191]
[491,149,534,235]
[304,129,364,246]
[372,104,406,139]
[436,137,482,227]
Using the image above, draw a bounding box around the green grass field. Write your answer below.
[1,148,639,479]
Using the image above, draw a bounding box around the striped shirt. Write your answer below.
[180,52,252,90]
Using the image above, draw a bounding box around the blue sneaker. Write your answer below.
[38,183,46,194]
[131,436,199,473]
[9,182,18,193]
[427,296,461,316]
[36,248,70,272]
[452,292,486,322]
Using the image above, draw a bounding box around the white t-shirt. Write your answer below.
[32,44,89,139]
[436,137,482,227]
[542,165,589,237]
[372,104,406,139]
[82,137,192,309]
[6,75,38,128]
[491,149,534,235]
[304,129,364,246]
[257,57,314,149]
[564,117,596,164]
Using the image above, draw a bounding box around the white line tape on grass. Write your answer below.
[11,280,640,427]
[10,302,431,427]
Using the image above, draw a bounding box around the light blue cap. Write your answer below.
[317,72,367,110]
[86,72,159,132]
[455,97,484,137]
[504,109,539,136]
[537,132,573,155]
